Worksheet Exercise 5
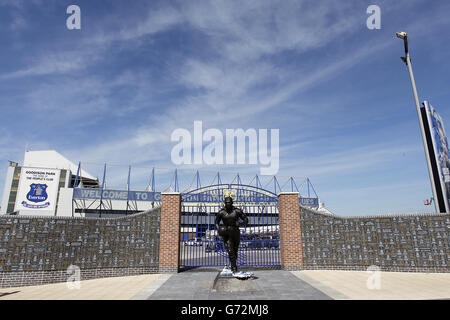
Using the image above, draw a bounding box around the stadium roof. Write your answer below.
[23,150,96,180]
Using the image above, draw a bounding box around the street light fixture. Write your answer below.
[396,31,409,64]
[396,31,407,39]
[396,31,420,113]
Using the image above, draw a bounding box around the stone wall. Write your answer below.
[300,207,450,272]
[2,195,449,288]
[0,208,160,288]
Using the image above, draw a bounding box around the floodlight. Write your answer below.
[396,31,407,40]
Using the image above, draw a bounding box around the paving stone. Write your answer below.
[146,269,332,300]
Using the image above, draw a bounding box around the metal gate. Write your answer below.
[179,203,280,268]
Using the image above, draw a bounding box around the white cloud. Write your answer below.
[281,143,422,177]
[53,3,397,172]
[85,5,183,46]
[0,47,105,80]
[0,0,25,8]
[178,0,360,61]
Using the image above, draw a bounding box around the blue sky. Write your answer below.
[1,0,450,216]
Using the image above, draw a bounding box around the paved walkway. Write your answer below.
[146,268,331,300]
[0,269,449,300]
[0,274,163,300]
[293,270,450,300]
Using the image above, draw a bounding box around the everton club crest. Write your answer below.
[27,184,48,202]
[22,184,51,209]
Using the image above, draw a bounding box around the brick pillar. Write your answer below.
[159,192,181,273]
[278,192,303,270]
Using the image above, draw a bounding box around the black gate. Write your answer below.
[179,203,280,268]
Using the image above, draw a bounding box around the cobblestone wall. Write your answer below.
[300,207,450,272]
[0,208,160,287]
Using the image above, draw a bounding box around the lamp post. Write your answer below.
[396,31,440,212]
[396,32,422,114]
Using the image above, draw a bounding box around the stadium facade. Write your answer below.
[1,150,328,218]
[0,150,160,217]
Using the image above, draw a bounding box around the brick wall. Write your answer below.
[0,267,158,288]
[278,193,303,270]
[158,193,181,273]
[300,207,450,273]
[0,208,161,288]
[3,187,448,289]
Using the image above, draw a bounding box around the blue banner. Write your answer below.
[299,197,319,207]
[182,184,278,205]
[426,102,450,210]
[73,188,161,201]
[73,185,318,206]
[182,184,319,207]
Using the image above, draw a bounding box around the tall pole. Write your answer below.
[99,163,107,217]
[126,165,131,215]
[398,32,439,212]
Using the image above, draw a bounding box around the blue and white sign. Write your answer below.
[300,197,319,207]
[182,184,278,206]
[73,188,161,202]
[14,167,61,212]
[27,184,48,203]
[182,183,319,207]
[424,101,450,211]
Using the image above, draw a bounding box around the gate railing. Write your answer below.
[179,204,280,268]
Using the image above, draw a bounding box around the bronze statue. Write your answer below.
[215,196,248,273]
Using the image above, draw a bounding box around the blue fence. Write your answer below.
[179,204,280,268]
